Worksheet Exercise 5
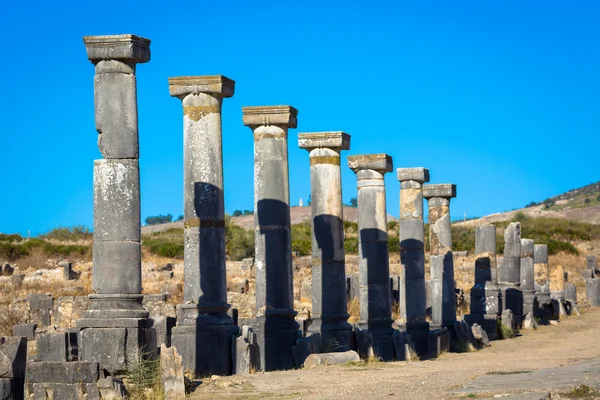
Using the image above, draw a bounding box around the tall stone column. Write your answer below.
[78,34,155,374]
[423,184,457,330]
[397,168,430,355]
[498,222,523,323]
[465,224,501,339]
[298,132,353,351]
[520,239,536,316]
[168,76,238,376]
[348,154,395,361]
[242,106,300,371]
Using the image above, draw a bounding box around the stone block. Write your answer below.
[399,220,425,247]
[452,320,477,352]
[348,154,393,172]
[0,378,11,399]
[94,376,126,399]
[27,295,53,311]
[298,131,350,151]
[470,323,491,347]
[59,260,74,280]
[501,309,515,331]
[0,336,27,378]
[242,105,298,128]
[84,34,150,63]
[79,327,156,375]
[152,316,176,348]
[565,283,577,302]
[12,324,36,341]
[422,183,456,199]
[241,257,254,270]
[304,350,359,367]
[427,328,450,359]
[475,225,496,254]
[11,274,24,285]
[292,335,319,368]
[582,269,595,279]
[522,312,539,330]
[586,278,600,307]
[392,330,415,361]
[346,273,359,300]
[168,75,235,98]
[504,222,521,244]
[397,167,429,183]
[37,333,69,362]
[534,244,548,263]
[26,361,99,383]
[1,264,14,277]
[160,344,185,399]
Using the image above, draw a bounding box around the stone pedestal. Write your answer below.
[423,184,457,330]
[348,154,395,361]
[586,278,600,307]
[299,132,353,352]
[498,222,523,324]
[465,224,500,340]
[168,76,238,376]
[242,106,300,371]
[79,34,155,375]
[396,168,430,355]
[520,239,535,316]
[533,244,552,318]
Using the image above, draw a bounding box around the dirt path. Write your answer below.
[188,309,600,400]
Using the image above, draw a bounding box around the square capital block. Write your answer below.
[242,106,297,128]
[348,154,393,173]
[422,183,456,200]
[397,167,430,183]
[83,34,150,63]
[168,75,235,98]
[298,131,350,151]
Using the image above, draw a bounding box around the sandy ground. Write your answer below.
[188,309,600,400]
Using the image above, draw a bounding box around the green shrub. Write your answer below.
[0,233,23,243]
[388,236,400,255]
[41,226,92,242]
[226,223,254,261]
[291,222,312,256]
[0,242,30,260]
[344,236,358,255]
[143,240,184,259]
[343,220,358,235]
[43,243,90,257]
[387,220,399,232]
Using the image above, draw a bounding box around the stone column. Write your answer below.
[397,168,430,355]
[242,106,300,371]
[77,34,155,374]
[423,184,457,330]
[168,76,238,376]
[298,132,352,351]
[498,222,523,323]
[465,224,501,339]
[520,239,535,316]
[348,154,395,361]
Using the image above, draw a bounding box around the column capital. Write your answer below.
[422,183,456,200]
[298,131,350,151]
[242,106,298,128]
[348,154,393,174]
[83,34,150,64]
[397,167,429,183]
[168,75,235,98]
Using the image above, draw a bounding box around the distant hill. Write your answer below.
[457,181,600,227]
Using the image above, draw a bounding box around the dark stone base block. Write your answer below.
[534,292,553,319]
[306,316,354,353]
[402,321,430,357]
[171,323,239,377]
[427,328,450,359]
[251,313,301,372]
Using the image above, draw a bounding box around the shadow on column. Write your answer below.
[359,228,394,361]
[441,251,456,326]
[312,214,352,351]
[190,182,236,376]
[256,198,300,371]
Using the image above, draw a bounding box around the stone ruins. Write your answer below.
[0,33,597,399]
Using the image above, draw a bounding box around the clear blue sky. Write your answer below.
[1,1,599,236]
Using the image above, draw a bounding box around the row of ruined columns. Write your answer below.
[80,34,566,380]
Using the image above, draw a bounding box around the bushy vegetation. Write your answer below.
[142,228,184,259]
[40,225,92,241]
[145,214,173,226]
[0,234,91,261]
[0,233,23,242]
[225,216,254,260]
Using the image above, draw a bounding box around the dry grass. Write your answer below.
[347,297,360,324]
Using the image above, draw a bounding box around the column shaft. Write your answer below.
[299,132,351,349]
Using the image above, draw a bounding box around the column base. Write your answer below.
[427,328,450,359]
[522,290,536,316]
[250,310,300,371]
[306,314,354,352]
[399,321,430,357]
[354,323,395,362]
[171,303,238,377]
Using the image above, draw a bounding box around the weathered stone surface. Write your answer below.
[522,312,539,330]
[28,294,53,311]
[0,378,11,400]
[303,350,360,367]
[396,167,429,184]
[453,320,477,352]
[586,278,600,307]
[236,327,260,373]
[0,337,27,378]
[501,309,515,332]
[475,225,496,255]
[160,344,185,399]
[242,105,297,127]
[168,75,234,98]
[12,324,36,341]
[26,361,99,383]
[470,323,491,347]
[392,330,416,361]
[427,328,450,359]
[37,333,69,362]
[565,283,577,302]
[84,34,150,63]
[152,316,176,348]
